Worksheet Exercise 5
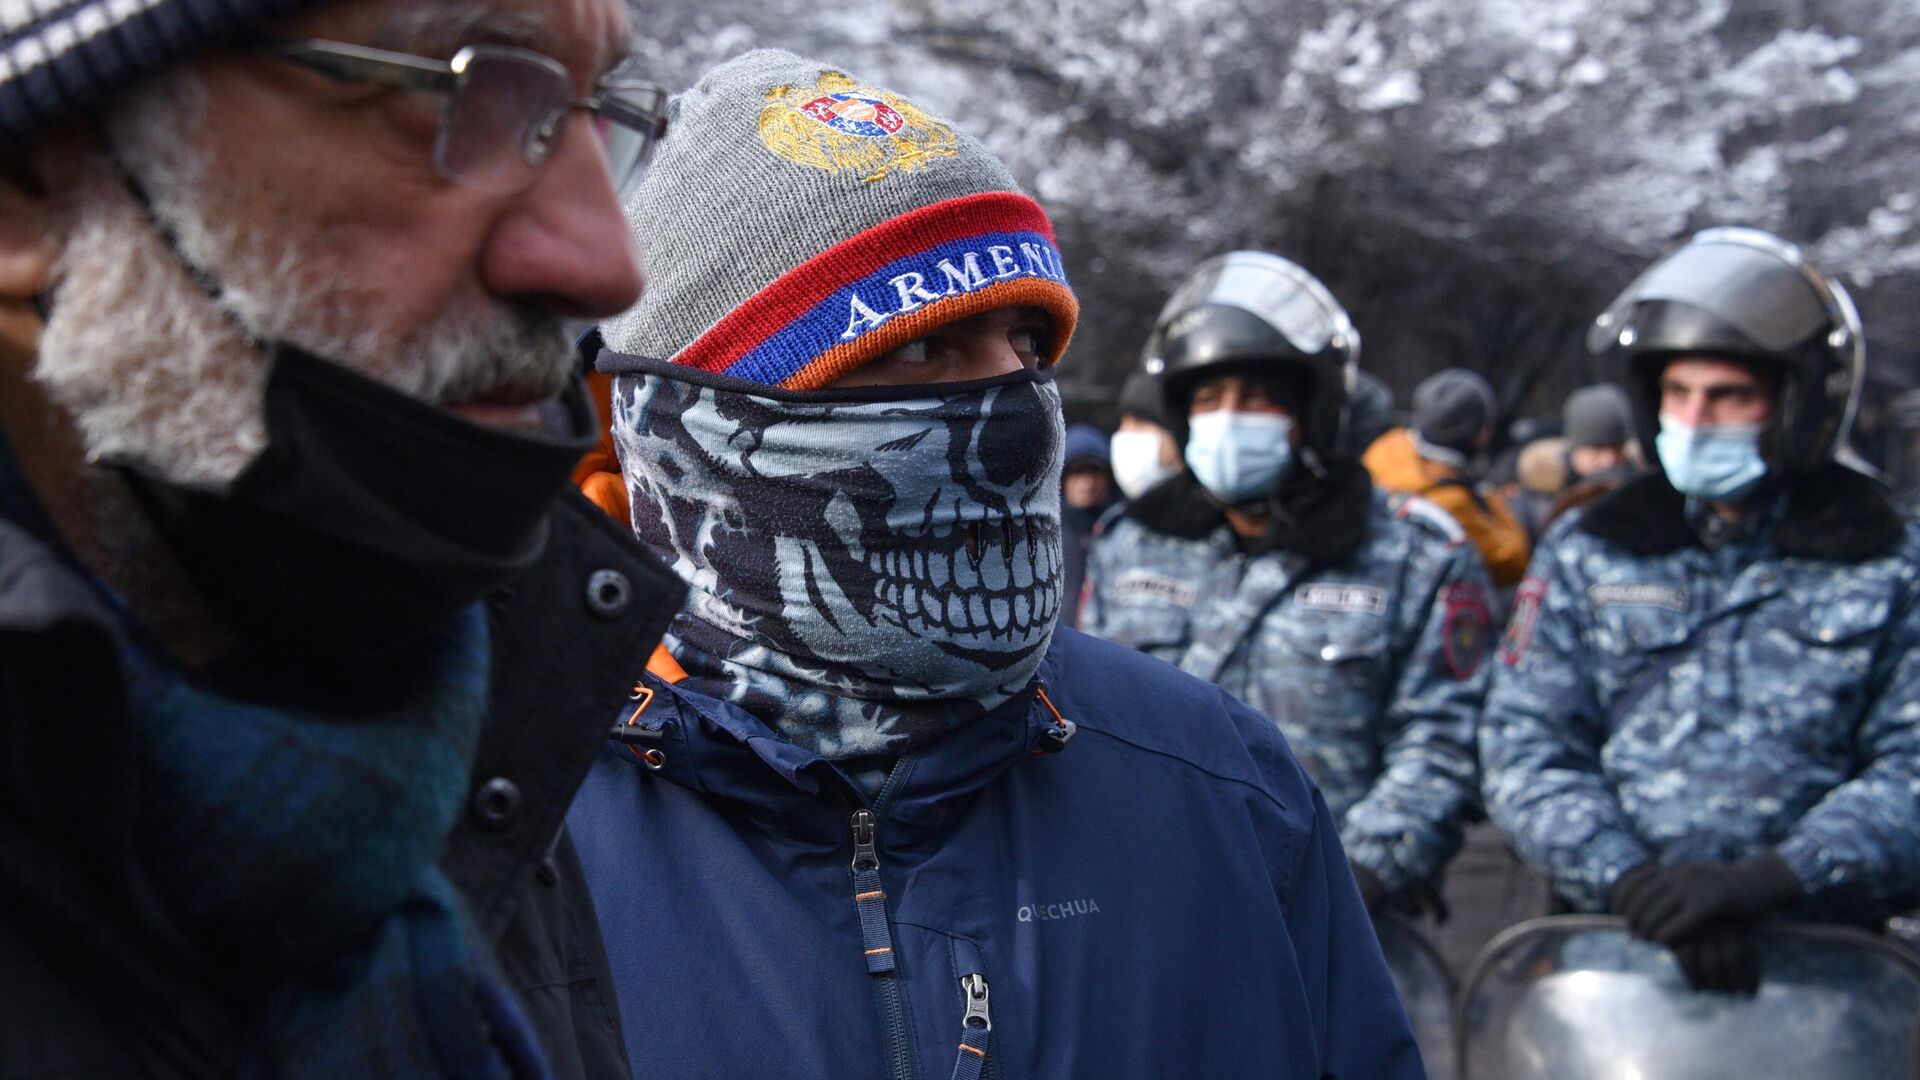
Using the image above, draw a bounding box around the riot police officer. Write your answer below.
[1082,251,1491,916]
[1480,227,1920,993]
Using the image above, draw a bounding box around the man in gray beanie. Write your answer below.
[1365,367,1531,585]
[1539,382,1645,526]
[566,49,1422,1080]
[0,2,684,1076]
[1563,382,1638,482]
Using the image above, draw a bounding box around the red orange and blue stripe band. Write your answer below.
[670,191,1080,391]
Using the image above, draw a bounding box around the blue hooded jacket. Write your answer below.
[568,628,1423,1079]
[1061,423,1117,629]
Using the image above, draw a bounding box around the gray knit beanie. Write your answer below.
[1,0,321,151]
[599,49,1078,390]
[1411,368,1497,454]
[1563,383,1632,448]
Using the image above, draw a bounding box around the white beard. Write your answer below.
[32,73,575,490]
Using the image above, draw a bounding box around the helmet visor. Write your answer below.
[1158,251,1355,359]
[1589,230,1836,356]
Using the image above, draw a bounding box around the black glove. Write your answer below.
[1607,852,1803,943]
[1350,862,1389,915]
[1411,878,1450,925]
[1669,925,1762,994]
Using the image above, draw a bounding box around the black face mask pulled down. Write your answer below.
[119,346,596,672]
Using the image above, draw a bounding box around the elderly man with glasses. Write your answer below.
[0,1,682,1076]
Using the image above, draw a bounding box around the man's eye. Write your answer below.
[878,339,933,367]
[1010,326,1047,359]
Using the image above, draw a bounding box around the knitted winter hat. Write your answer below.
[1411,368,1497,454]
[1563,384,1632,448]
[0,0,321,150]
[599,49,1078,391]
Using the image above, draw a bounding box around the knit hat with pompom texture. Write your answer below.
[598,49,1078,390]
[1,0,323,149]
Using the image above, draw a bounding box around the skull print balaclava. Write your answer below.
[607,355,1065,760]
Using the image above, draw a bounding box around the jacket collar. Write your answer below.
[0,514,138,881]
[1577,464,1905,562]
[617,641,1076,848]
[1124,460,1372,562]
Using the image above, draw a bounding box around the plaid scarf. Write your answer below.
[122,605,550,1079]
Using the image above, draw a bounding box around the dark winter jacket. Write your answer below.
[0,493,685,1079]
[568,627,1424,1079]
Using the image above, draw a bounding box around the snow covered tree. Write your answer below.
[630,0,1920,448]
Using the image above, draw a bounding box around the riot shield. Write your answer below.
[1456,916,1920,1080]
[1376,911,1458,1080]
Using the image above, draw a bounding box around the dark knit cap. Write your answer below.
[1563,384,1632,448]
[1411,368,1497,454]
[1,0,321,151]
[1116,370,1169,429]
[1342,369,1395,456]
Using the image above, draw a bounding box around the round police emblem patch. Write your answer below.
[1441,583,1492,680]
[799,93,904,138]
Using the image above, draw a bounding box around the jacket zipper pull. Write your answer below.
[950,973,992,1080]
[851,808,879,872]
[849,809,896,974]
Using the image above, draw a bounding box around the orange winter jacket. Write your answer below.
[1362,426,1530,586]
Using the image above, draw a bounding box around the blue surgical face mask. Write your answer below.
[1184,410,1295,504]
[1655,415,1769,501]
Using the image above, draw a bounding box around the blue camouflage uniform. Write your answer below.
[1480,469,1920,916]
[1082,480,1491,895]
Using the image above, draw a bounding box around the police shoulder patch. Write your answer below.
[1441,582,1493,680]
[1503,576,1548,666]
[1394,493,1467,544]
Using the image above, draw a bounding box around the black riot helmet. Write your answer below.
[1141,251,1360,459]
[1588,227,1864,474]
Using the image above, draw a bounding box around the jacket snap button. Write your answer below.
[586,569,632,620]
[472,777,523,831]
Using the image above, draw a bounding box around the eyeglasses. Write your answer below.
[247,37,668,199]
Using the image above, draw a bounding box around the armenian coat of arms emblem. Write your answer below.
[759,71,960,183]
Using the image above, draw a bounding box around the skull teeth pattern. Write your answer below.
[867,517,1059,643]
[614,369,1065,736]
